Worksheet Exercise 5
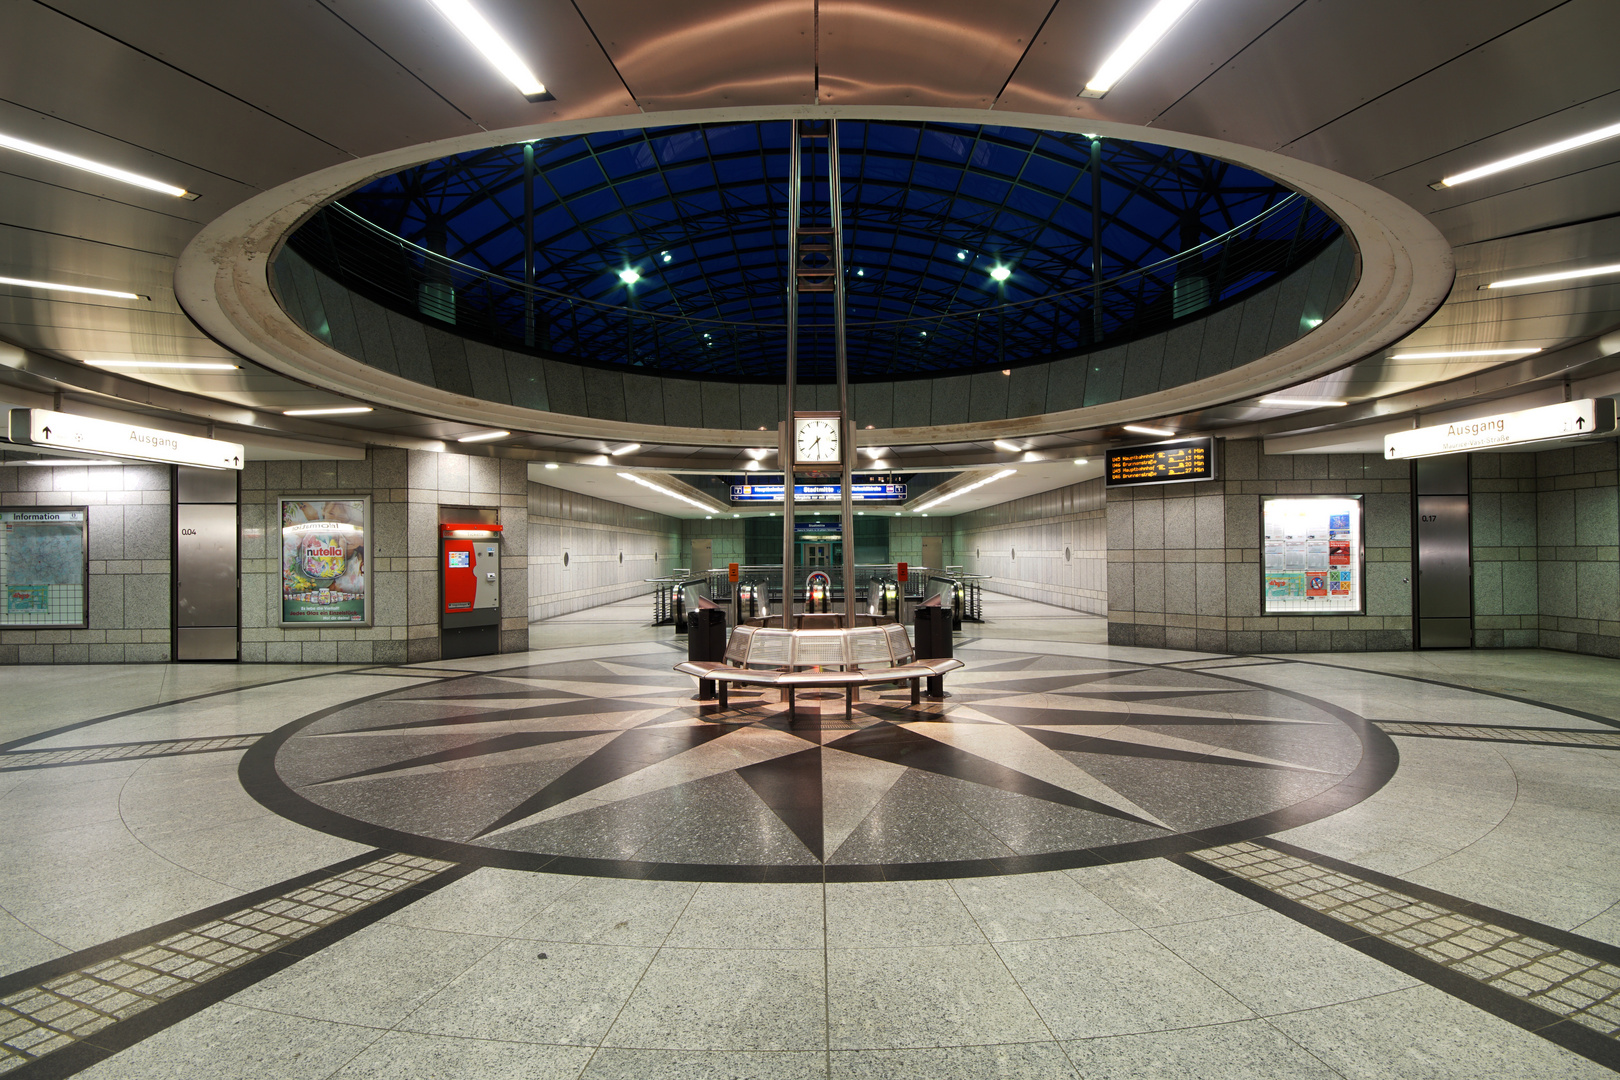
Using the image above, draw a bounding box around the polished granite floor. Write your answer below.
[2,595,1618,1078]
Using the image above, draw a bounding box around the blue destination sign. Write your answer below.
[794,520,843,534]
[730,483,906,503]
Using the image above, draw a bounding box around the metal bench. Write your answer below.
[674,622,962,716]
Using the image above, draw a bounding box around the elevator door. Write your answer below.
[804,543,831,566]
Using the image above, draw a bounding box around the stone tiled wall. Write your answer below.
[1470,452,1541,649]
[888,516,952,572]
[1106,440,1414,652]
[0,463,172,664]
[530,483,680,622]
[241,448,531,664]
[952,479,1107,614]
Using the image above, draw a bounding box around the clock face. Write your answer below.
[794,418,841,464]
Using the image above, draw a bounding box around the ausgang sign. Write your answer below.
[9,408,245,470]
[1384,399,1617,460]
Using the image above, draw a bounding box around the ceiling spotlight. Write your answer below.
[660,251,672,263]
[1390,348,1542,360]
[0,132,193,198]
[956,251,968,260]
[1074,458,1089,465]
[989,266,1011,282]
[283,406,374,416]
[1082,0,1202,98]
[426,0,550,100]
[870,460,888,469]
[618,268,640,285]
[993,440,1021,453]
[543,462,560,469]
[856,268,865,277]
[609,443,641,456]
[1483,264,1620,290]
[733,513,740,518]
[1124,424,1176,437]
[85,359,236,370]
[1258,398,1347,408]
[456,429,510,442]
[1437,119,1620,188]
[0,276,140,300]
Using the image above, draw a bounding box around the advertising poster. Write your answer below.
[1261,496,1363,614]
[279,497,370,626]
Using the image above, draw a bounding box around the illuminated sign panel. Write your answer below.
[1104,438,1217,488]
[1384,399,1616,459]
[1262,496,1364,615]
[9,408,244,470]
[730,483,906,503]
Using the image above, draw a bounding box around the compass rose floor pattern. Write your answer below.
[250,641,1385,881]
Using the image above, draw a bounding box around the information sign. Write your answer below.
[728,562,739,583]
[1261,496,1364,614]
[10,408,244,470]
[730,483,906,503]
[0,507,88,628]
[1104,438,1217,487]
[1384,399,1616,460]
[278,496,371,626]
[897,562,909,582]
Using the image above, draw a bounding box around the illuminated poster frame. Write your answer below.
[278,495,372,627]
[1,506,89,629]
[1261,495,1365,615]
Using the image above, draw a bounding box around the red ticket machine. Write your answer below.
[441,522,502,659]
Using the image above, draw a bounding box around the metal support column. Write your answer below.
[1090,137,1103,345]
[829,121,856,621]
[781,128,801,626]
[523,143,536,347]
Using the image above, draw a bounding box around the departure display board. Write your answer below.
[1104,438,1217,488]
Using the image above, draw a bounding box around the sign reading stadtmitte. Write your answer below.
[1384,398,1617,460]
[9,408,245,470]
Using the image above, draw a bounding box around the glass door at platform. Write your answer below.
[802,542,834,567]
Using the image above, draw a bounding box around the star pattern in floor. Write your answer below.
[248,642,1388,881]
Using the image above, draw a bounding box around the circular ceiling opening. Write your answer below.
[290,119,1339,383]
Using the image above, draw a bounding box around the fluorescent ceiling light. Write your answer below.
[543,462,559,469]
[618,471,718,513]
[1124,424,1175,437]
[282,406,374,416]
[0,132,191,198]
[0,276,140,300]
[989,266,1011,282]
[915,468,1017,512]
[1258,398,1347,408]
[1438,120,1620,188]
[618,269,640,285]
[1082,0,1201,97]
[992,440,1021,452]
[11,459,120,467]
[86,359,236,371]
[1074,458,1089,465]
[1482,264,1620,290]
[609,443,641,456]
[426,0,549,100]
[1389,348,1542,360]
[456,429,510,442]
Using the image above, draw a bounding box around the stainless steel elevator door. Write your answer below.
[176,503,238,627]
[1416,494,1471,646]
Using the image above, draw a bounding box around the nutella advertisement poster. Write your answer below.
[279,497,369,625]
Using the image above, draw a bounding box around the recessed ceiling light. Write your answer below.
[1436,119,1620,188]
[282,406,374,416]
[989,266,1011,282]
[426,0,549,100]
[85,359,236,371]
[660,251,672,262]
[956,251,968,260]
[618,471,718,513]
[456,429,510,443]
[609,443,640,455]
[1082,0,1202,98]
[0,132,193,198]
[11,458,121,467]
[1389,348,1542,360]
[993,440,1021,452]
[1074,458,1089,465]
[914,468,1017,512]
[543,462,559,469]
[1,276,141,300]
[1258,398,1347,408]
[1482,264,1620,290]
[1124,424,1175,437]
[618,268,640,285]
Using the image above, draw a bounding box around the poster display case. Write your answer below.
[1261,495,1364,615]
[278,496,371,626]
[1,507,88,628]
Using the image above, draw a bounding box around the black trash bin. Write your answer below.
[913,605,953,699]
[686,607,729,700]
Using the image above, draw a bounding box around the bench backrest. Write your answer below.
[724,624,915,669]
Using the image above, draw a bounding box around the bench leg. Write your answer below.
[927,675,944,700]
[787,686,796,718]
[698,677,715,702]
[718,681,728,710]
[846,684,855,720]
[910,678,920,705]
